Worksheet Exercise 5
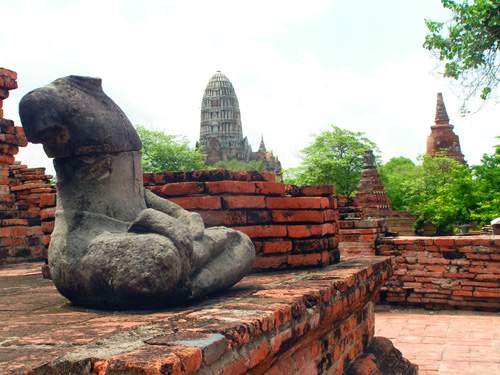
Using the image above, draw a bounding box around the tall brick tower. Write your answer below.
[426,93,465,163]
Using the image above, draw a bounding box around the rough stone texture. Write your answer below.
[199,71,281,174]
[378,235,500,311]
[19,75,255,309]
[426,93,465,164]
[346,337,418,375]
[143,176,340,271]
[0,256,405,374]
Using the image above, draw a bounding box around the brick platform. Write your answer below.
[378,235,500,311]
[0,257,399,374]
[376,306,500,375]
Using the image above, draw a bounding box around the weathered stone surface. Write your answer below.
[19,75,255,308]
[346,337,418,375]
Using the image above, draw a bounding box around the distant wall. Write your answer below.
[378,236,500,311]
[144,170,340,271]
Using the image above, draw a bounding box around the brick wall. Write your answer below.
[378,236,500,311]
[0,68,55,264]
[337,195,386,256]
[339,218,386,256]
[144,170,340,271]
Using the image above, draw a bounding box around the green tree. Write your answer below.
[284,126,379,196]
[136,125,207,172]
[380,149,500,234]
[424,0,500,106]
[470,142,500,223]
[378,157,419,211]
[213,159,265,172]
[412,155,476,234]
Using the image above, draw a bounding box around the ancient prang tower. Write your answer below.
[426,93,465,163]
[199,71,281,173]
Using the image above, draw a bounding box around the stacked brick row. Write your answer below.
[337,195,386,256]
[8,163,56,257]
[354,162,392,218]
[0,69,32,263]
[339,218,386,256]
[0,68,56,264]
[378,236,500,311]
[144,170,340,271]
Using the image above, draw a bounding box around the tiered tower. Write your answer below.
[199,71,251,164]
[426,93,465,163]
[354,150,392,217]
[199,71,281,174]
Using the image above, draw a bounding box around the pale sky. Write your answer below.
[1,0,498,175]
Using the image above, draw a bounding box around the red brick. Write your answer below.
[222,196,265,209]
[266,197,323,209]
[159,182,205,196]
[253,255,287,270]
[444,273,475,279]
[39,193,56,207]
[175,346,202,373]
[246,210,272,225]
[287,253,322,267]
[271,210,324,223]
[300,185,335,196]
[310,223,336,236]
[473,290,500,298]
[287,225,311,238]
[255,182,286,195]
[292,238,328,252]
[236,225,287,238]
[434,238,455,246]
[169,196,221,210]
[40,208,56,220]
[248,340,271,368]
[0,68,17,80]
[41,221,55,234]
[206,181,256,194]
[476,274,500,281]
[261,240,293,254]
[0,226,29,237]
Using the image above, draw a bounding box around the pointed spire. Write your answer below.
[435,92,449,124]
[363,149,376,169]
[258,134,267,153]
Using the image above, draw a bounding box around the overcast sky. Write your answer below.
[2,0,498,175]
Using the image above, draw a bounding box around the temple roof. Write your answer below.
[258,135,267,153]
[435,92,450,124]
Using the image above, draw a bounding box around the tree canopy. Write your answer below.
[136,125,207,172]
[424,0,500,107]
[284,126,379,196]
[380,146,500,234]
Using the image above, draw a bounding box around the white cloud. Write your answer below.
[1,0,497,176]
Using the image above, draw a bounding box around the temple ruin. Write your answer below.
[426,93,465,163]
[198,71,282,173]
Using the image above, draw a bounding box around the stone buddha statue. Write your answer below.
[19,76,255,309]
